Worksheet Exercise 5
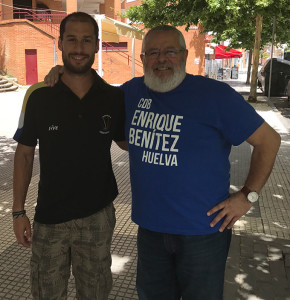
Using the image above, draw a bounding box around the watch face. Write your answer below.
[248,192,259,203]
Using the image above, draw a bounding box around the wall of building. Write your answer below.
[35,0,64,12]
[99,35,144,84]
[0,0,205,86]
[182,25,205,75]
[0,0,13,20]
[100,0,121,20]
[125,0,142,9]
[0,20,55,83]
[66,0,77,14]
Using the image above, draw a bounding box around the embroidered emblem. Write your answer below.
[99,115,111,134]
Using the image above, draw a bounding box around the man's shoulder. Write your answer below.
[93,74,123,96]
[24,82,54,103]
[26,81,49,95]
[184,75,235,96]
[187,75,230,88]
[121,76,144,89]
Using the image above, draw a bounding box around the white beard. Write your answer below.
[144,61,186,93]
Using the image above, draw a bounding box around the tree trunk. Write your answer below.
[248,14,263,102]
[246,49,252,85]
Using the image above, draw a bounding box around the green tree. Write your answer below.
[127,0,290,101]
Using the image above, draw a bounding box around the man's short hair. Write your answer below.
[60,12,99,41]
[142,25,186,52]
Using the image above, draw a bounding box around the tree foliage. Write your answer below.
[127,0,290,101]
[127,0,290,49]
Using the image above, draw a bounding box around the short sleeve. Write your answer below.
[13,87,38,147]
[217,88,264,146]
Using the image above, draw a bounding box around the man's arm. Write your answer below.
[207,122,281,232]
[115,140,128,151]
[13,143,35,247]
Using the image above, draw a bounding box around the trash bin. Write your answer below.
[258,58,290,96]
[217,68,223,80]
[231,67,239,79]
[223,68,231,79]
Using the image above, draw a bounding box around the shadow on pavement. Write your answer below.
[270,97,290,119]
[225,233,290,299]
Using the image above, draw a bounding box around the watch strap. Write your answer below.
[241,186,251,198]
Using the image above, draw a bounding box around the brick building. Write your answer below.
[0,0,205,85]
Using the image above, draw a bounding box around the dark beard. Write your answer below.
[62,54,95,74]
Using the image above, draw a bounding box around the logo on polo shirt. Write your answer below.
[48,125,59,131]
[99,115,111,134]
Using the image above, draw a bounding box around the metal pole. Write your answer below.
[53,39,56,66]
[95,14,104,77]
[268,16,276,100]
[132,38,135,78]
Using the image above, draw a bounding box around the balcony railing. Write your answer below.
[0,7,66,36]
[103,41,143,68]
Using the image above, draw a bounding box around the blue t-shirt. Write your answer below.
[121,74,264,235]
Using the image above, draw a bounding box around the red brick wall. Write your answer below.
[182,25,205,76]
[98,35,144,84]
[98,50,143,84]
[66,0,77,14]
[125,0,142,9]
[0,0,13,20]
[0,20,144,85]
[0,20,204,85]
[0,0,205,86]
[0,20,55,84]
[102,0,115,19]
[34,0,64,12]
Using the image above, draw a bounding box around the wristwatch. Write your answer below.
[241,186,259,203]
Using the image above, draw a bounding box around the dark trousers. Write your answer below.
[136,227,232,300]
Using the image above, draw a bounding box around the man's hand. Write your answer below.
[207,192,252,232]
[13,215,32,247]
[44,65,64,87]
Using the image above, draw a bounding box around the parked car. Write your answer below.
[284,49,290,61]
[287,75,290,101]
[257,58,290,96]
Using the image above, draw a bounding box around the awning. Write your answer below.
[215,44,242,59]
[94,14,144,79]
[97,15,144,43]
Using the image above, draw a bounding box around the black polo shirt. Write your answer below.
[14,71,126,224]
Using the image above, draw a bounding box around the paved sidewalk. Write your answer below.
[0,77,290,300]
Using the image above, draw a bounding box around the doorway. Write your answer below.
[25,49,38,85]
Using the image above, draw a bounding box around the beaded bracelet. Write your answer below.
[12,210,26,218]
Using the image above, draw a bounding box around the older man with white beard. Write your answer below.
[45,25,280,300]
[121,25,280,300]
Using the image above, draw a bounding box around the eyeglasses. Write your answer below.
[143,49,185,59]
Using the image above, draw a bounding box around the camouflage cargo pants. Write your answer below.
[30,203,116,300]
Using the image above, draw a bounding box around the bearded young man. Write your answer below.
[45,25,280,300]
[12,12,126,299]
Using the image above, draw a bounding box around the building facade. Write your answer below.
[0,0,205,85]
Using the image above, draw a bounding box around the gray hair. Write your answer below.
[142,25,186,52]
